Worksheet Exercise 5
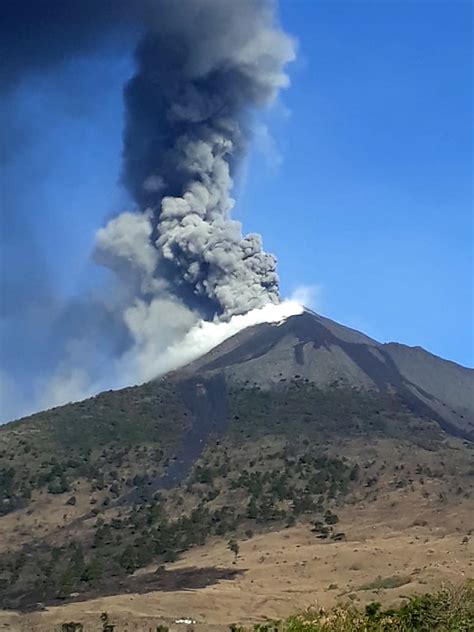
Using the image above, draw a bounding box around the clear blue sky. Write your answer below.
[243,0,473,366]
[1,0,472,374]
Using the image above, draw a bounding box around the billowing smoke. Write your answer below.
[98,0,295,318]
[0,1,298,421]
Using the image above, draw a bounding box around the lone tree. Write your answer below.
[227,538,239,558]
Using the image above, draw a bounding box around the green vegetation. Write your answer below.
[231,581,474,631]
[0,466,25,515]
[358,575,412,592]
[0,438,356,607]
[229,382,444,448]
[0,379,188,516]
[228,538,240,557]
[0,379,469,610]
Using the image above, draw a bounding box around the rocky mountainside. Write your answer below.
[0,310,472,611]
[177,309,473,439]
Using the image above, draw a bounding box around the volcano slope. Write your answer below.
[0,310,472,626]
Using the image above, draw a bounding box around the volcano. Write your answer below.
[174,309,473,441]
[0,309,472,613]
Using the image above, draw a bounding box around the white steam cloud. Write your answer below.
[3,297,304,420]
[118,297,304,385]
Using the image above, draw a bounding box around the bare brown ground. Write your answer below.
[1,487,472,632]
[0,481,97,554]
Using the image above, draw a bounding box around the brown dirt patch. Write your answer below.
[1,495,472,631]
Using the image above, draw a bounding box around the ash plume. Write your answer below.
[1,0,297,420]
[102,0,295,318]
[2,0,294,318]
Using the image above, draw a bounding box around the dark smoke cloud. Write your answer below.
[1,0,295,419]
[2,0,293,318]
[103,0,295,317]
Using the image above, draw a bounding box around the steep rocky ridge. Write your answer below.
[175,309,473,440]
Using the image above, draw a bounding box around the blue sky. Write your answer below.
[1,0,472,381]
[243,0,473,365]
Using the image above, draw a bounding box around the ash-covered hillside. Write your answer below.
[176,309,473,440]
